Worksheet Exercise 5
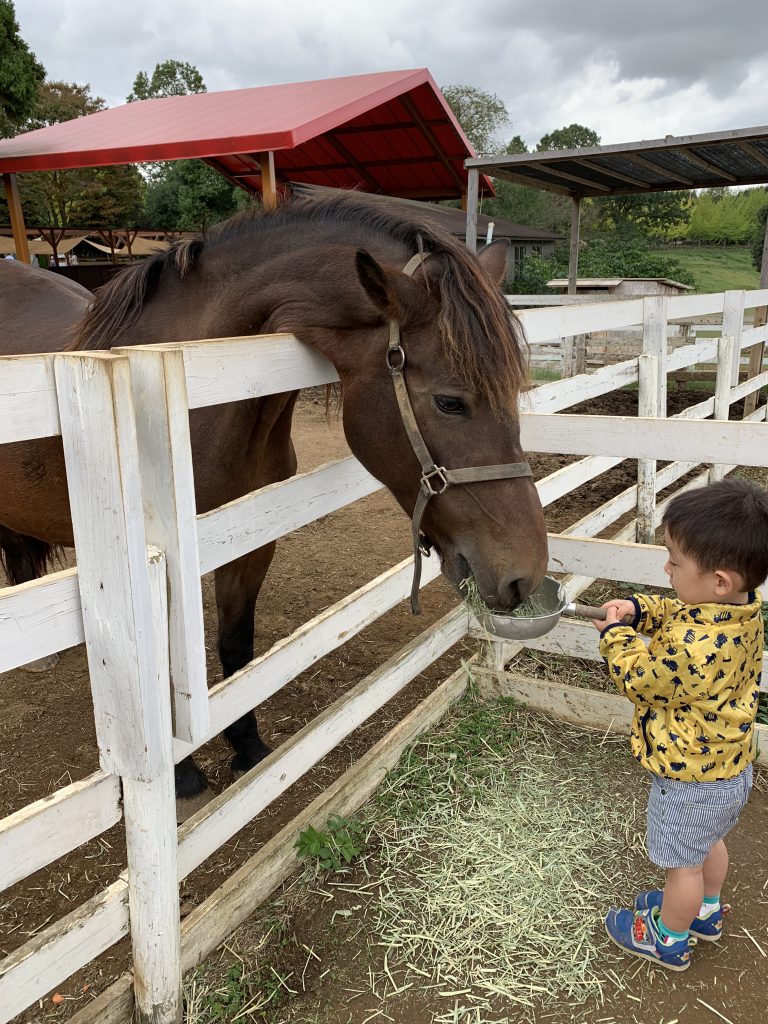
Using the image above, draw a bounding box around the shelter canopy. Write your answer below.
[464,125,768,197]
[0,69,489,201]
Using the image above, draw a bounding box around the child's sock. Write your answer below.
[652,907,689,945]
[698,895,720,919]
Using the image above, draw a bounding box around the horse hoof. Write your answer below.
[175,788,213,823]
[230,743,273,779]
[22,653,60,673]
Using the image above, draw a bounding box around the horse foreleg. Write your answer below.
[215,542,277,776]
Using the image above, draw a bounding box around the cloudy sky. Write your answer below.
[13,0,768,148]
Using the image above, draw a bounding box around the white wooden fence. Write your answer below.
[514,289,768,382]
[1,288,767,1023]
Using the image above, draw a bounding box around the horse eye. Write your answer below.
[434,395,467,416]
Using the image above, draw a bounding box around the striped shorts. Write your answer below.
[646,764,753,869]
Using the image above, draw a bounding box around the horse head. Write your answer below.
[278,228,548,613]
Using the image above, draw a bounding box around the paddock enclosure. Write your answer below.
[1,288,768,1022]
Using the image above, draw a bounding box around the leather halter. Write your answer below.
[389,252,533,614]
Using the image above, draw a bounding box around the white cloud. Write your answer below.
[12,0,768,146]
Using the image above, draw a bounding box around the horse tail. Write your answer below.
[0,527,60,586]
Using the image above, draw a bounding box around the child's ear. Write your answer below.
[713,569,743,597]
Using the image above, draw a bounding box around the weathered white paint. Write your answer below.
[54,354,170,781]
[0,566,82,673]
[0,771,121,892]
[176,607,468,879]
[520,413,768,466]
[177,334,337,408]
[197,457,381,575]
[0,878,129,1024]
[526,357,639,413]
[548,533,668,587]
[122,551,181,1024]
[636,353,659,543]
[173,552,442,762]
[119,345,208,744]
[0,353,59,443]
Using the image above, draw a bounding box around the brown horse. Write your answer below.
[0,194,547,813]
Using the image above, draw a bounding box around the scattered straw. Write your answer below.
[359,698,645,1012]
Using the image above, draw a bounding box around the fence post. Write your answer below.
[642,295,668,416]
[118,346,209,745]
[710,333,736,484]
[561,334,574,378]
[722,290,745,387]
[636,353,659,544]
[54,353,182,1023]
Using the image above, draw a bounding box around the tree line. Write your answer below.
[1,0,766,273]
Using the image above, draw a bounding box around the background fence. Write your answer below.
[1,287,767,1022]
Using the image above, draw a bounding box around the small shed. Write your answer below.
[546,277,692,297]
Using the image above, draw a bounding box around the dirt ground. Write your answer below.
[1,385,766,1023]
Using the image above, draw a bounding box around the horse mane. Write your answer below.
[76,194,528,413]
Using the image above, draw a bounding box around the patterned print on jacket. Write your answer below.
[599,592,763,781]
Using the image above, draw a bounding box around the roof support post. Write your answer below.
[258,151,277,210]
[568,195,581,294]
[464,167,479,253]
[3,173,31,264]
[744,212,768,415]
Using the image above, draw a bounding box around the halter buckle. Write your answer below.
[421,465,449,496]
[386,344,406,372]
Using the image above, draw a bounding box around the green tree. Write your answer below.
[537,124,600,152]
[144,159,247,231]
[596,191,693,241]
[0,0,45,137]
[441,84,510,156]
[127,59,206,102]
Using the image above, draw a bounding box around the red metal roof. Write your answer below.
[0,69,492,201]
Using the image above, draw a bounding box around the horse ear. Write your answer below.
[355,249,395,314]
[476,238,510,286]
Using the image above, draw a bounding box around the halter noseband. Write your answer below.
[389,252,533,614]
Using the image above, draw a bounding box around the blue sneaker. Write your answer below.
[634,890,724,942]
[605,907,692,971]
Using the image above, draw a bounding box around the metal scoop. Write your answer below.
[473,575,633,641]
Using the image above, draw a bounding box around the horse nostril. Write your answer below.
[499,575,533,610]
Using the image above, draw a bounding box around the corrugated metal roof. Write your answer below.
[0,69,492,201]
[466,126,768,197]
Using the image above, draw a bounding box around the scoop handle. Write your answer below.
[565,602,634,624]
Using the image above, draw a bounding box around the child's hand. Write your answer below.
[592,599,636,633]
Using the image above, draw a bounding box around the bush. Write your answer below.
[513,238,696,294]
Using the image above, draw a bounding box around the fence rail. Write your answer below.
[1,284,767,1023]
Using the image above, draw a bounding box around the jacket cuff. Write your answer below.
[598,622,634,651]
[629,596,643,629]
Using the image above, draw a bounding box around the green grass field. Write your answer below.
[651,245,760,293]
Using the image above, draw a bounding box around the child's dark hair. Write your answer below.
[662,478,768,589]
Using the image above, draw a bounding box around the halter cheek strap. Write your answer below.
[390,253,533,614]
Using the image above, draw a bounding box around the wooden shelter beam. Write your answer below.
[257,151,278,210]
[570,159,648,188]
[622,153,694,186]
[525,161,610,192]
[675,148,737,181]
[399,93,466,193]
[2,173,30,264]
[737,141,768,170]
[324,134,382,193]
[490,167,574,196]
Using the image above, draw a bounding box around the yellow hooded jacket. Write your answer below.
[599,592,763,781]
